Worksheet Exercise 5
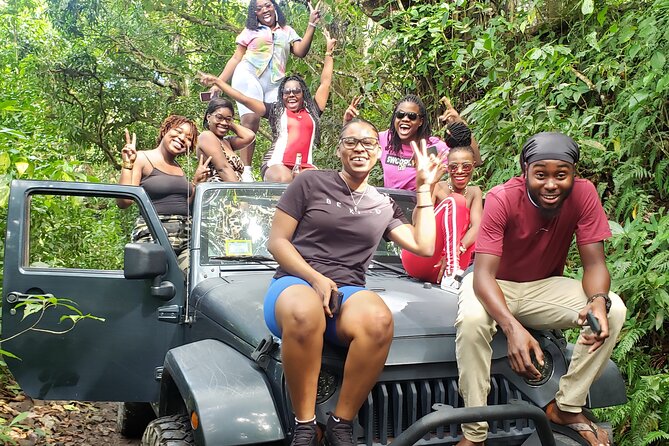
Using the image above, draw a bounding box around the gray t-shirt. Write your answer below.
[274,170,407,286]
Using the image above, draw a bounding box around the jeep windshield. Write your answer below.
[198,184,416,266]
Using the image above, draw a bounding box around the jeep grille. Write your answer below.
[358,375,534,445]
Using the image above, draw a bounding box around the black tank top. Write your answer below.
[139,154,190,216]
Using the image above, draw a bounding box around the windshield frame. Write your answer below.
[191,182,417,269]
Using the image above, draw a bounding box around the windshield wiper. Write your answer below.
[370,259,408,275]
[211,255,275,262]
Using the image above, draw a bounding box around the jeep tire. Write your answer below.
[118,402,156,438]
[141,414,195,446]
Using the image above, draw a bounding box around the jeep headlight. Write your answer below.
[316,371,337,403]
[523,349,554,386]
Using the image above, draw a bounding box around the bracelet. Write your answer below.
[587,292,609,303]
[325,52,333,57]
[122,162,134,170]
[415,204,433,209]
[416,189,431,194]
[308,22,317,27]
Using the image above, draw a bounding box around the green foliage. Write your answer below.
[367,0,669,443]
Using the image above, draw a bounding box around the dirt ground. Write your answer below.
[0,392,140,446]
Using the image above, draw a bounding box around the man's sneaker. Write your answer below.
[241,167,255,182]
[290,419,318,446]
[324,414,355,446]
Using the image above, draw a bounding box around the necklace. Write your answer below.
[340,173,368,214]
[448,178,468,197]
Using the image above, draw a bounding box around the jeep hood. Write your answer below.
[190,271,505,365]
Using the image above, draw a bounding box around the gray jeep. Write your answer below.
[2,180,627,445]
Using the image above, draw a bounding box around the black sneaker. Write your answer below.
[324,414,355,446]
[291,419,318,446]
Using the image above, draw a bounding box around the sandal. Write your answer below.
[549,420,609,446]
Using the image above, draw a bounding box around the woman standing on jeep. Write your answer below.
[265,119,442,446]
[116,115,211,272]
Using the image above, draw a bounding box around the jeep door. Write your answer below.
[1,180,186,402]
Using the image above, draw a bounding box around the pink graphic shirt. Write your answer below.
[379,130,449,191]
[236,25,301,83]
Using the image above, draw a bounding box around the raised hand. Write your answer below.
[307,0,321,26]
[199,72,221,88]
[323,28,337,53]
[121,129,137,164]
[411,138,446,188]
[438,97,463,124]
[342,95,362,124]
[193,154,212,185]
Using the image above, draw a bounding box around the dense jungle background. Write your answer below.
[0,0,668,444]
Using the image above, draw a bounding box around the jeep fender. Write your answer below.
[162,339,285,445]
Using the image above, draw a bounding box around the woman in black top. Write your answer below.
[117,115,211,272]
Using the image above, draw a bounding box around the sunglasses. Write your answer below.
[282,88,303,96]
[448,162,474,174]
[395,110,421,121]
[339,137,379,151]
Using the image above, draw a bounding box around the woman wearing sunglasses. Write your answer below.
[265,118,442,446]
[401,122,483,286]
[343,95,482,191]
[200,31,336,183]
[209,0,322,182]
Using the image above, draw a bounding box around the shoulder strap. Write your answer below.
[143,152,156,168]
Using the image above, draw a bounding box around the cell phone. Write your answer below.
[426,145,439,157]
[328,290,344,315]
[586,310,602,336]
[200,91,214,102]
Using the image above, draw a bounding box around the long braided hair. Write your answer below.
[386,94,432,154]
[268,75,322,150]
[246,0,287,30]
[443,121,472,149]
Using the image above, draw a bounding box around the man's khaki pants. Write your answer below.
[455,274,627,443]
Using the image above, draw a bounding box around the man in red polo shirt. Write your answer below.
[455,132,626,446]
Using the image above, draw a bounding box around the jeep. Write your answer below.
[2,180,627,445]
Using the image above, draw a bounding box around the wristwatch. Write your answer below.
[587,293,612,313]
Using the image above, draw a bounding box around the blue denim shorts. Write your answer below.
[264,275,366,346]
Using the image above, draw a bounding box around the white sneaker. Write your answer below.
[241,168,255,183]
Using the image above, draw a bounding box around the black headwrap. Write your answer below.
[520,132,579,172]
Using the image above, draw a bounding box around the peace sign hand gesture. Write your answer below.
[121,129,137,164]
[307,0,321,26]
[322,28,337,53]
[193,154,213,185]
[411,139,446,189]
[343,95,361,124]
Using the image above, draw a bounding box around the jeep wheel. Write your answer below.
[141,414,195,446]
[118,402,156,438]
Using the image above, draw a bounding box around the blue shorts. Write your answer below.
[264,275,366,347]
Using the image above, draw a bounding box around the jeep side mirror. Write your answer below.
[124,243,167,279]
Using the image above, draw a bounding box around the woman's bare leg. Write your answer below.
[274,284,326,420]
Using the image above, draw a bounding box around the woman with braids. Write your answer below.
[401,122,483,287]
[197,97,256,182]
[210,0,322,181]
[117,115,211,273]
[343,95,482,191]
[201,30,336,183]
[265,118,443,446]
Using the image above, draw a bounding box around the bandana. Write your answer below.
[520,132,579,172]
